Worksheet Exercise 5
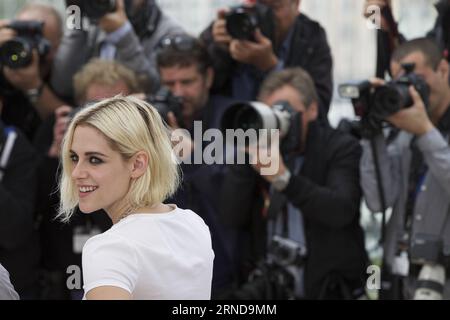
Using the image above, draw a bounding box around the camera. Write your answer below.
[398,232,447,300]
[0,20,50,70]
[145,87,184,127]
[269,235,307,266]
[225,3,274,41]
[413,263,446,300]
[409,233,443,265]
[221,100,303,156]
[228,235,307,300]
[338,63,430,136]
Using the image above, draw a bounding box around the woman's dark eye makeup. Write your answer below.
[89,157,103,164]
[69,153,104,164]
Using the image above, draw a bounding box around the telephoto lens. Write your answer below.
[146,87,184,127]
[413,264,446,300]
[0,21,50,69]
[1,38,34,69]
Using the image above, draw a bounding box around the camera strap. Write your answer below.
[0,127,17,182]
[267,157,305,240]
[404,137,428,231]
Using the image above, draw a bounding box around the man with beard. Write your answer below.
[156,34,239,298]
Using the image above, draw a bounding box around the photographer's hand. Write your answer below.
[212,8,232,51]
[48,105,72,158]
[229,29,278,72]
[387,86,434,136]
[99,0,128,33]
[246,137,287,182]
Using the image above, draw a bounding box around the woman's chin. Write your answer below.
[78,205,98,214]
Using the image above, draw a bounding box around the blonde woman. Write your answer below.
[58,96,214,300]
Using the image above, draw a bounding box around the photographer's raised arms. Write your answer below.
[200,0,333,124]
[0,3,66,139]
[51,0,186,105]
[359,38,450,300]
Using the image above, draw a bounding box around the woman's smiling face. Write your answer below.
[70,125,133,217]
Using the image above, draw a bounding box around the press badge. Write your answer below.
[73,226,102,254]
[392,251,410,276]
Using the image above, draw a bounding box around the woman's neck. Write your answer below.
[111,203,174,224]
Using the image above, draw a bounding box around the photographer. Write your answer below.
[220,67,368,299]
[0,3,65,140]
[51,0,185,104]
[156,34,239,298]
[201,0,332,123]
[360,38,450,299]
[0,98,40,299]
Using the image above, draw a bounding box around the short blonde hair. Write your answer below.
[58,96,180,222]
[73,59,140,104]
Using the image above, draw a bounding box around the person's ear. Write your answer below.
[437,58,449,81]
[130,151,149,179]
[305,101,318,121]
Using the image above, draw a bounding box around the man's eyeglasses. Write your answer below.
[157,35,197,52]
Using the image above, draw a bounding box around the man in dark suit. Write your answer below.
[220,67,368,299]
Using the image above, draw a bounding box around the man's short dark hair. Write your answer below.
[156,34,211,76]
[392,38,444,70]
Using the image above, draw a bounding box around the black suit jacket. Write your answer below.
[220,122,368,299]
[0,123,40,296]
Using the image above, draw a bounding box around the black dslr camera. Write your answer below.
[269,235,307,267]
[225,3,274,41]
[145,87,184,128]
[338,63,430,137]
[221,100,303,156]
[229,235,307,300]
[0,20,50,70]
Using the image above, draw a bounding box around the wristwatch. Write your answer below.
[272,168,291,192]
[26,83,44,105]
